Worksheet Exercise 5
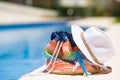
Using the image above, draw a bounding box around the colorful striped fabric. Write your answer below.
[43,31,94,75]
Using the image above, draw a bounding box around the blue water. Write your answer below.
[0,22,72,80]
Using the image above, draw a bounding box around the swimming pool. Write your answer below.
[0,21,73,80]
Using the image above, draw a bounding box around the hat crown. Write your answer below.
[84,27,114,63]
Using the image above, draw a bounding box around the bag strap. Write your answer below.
[75,52,89,76]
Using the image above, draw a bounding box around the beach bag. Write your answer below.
[44,31,112,76]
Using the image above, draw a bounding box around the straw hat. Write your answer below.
[71,25,114,66]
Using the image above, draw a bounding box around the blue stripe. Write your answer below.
[75,52,88,76]
[0,21,67,30]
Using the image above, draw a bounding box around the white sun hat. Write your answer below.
[71,25,115,66]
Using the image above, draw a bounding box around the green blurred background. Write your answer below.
[1,0,120,17]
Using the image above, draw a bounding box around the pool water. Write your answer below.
[0,22,71,80]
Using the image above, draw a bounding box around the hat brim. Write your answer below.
[71,25,96,64]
